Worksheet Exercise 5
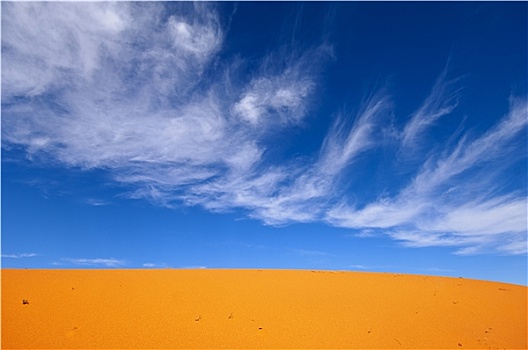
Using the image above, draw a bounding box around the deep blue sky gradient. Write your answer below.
[2,2,527,285]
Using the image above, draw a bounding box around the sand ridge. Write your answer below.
[2,269,527,349]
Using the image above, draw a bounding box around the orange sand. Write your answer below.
[2,269,526,349]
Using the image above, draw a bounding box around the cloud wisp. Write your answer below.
[57,258,126,268]
[1,253,38,259]
[400,66,461,152]
[2,2,526,255]
[143,262,169,268]
[327,97,527,255]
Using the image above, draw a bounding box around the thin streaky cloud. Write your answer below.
[2,2,526,256]
[326,97,527,254]
[60,258,126,267]
[1,253,38,258]
[201,89,393,226]
[143,262,168,268]
[179,266,208,269]
[318,90,393,177]
[349,264,453,273]
[410,97,528,196]
[350,265,368,270]
[400,66,461,152]
[83,198,111,206]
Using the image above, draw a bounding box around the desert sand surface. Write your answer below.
[2,269,526,349]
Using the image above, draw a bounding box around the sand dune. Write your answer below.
[2,269,526,349]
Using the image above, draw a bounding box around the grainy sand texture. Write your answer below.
[2,269,526,349]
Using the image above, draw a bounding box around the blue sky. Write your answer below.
[1,2,527,285]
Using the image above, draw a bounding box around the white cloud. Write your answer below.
[495,239,528,256]
[400,66,460,151]
[196,89,393,226]
[419,197,526,236]
[2,3,328,214]
[319,91,393,177]
[1,253,38,258]
[327,198,426,229]
[232,44,332,127]
[1,2,130,97]
[2,3,526,256]
[61,258,126,267]
[83,198,111,206]
[410,97,527,196]
[327,97,528,254]
[350,264,368,270]
[167,15,221,58]
[233,75,314,125]
[142,262,168,268]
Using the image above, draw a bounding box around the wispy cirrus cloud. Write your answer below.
[2,2,329,206]
[143,262,169,268]
[350,264,453,273]
[83,198,112,206]
[400,66,461,152]
[2,2,526,256]
[327,97,528,255]
[2,2,228,169]
[179,266,208,269]
[1,253,38,258]
[57,258,126,267]
[184,89,392,226]
[232,45,332,126]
